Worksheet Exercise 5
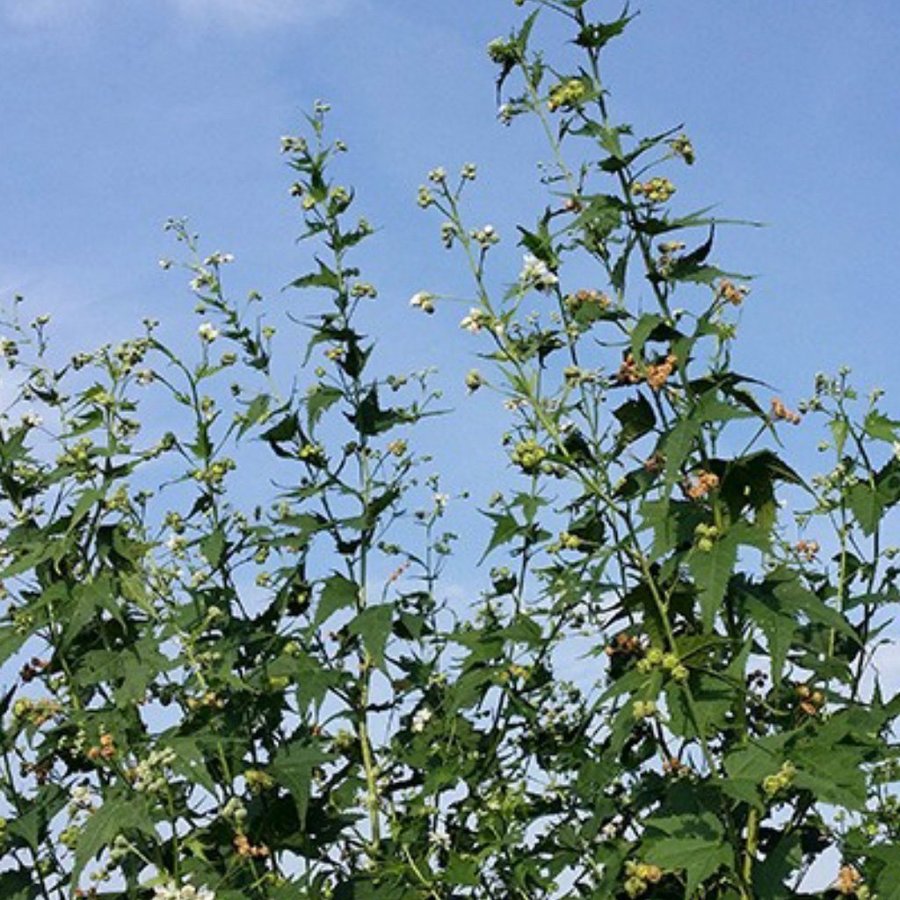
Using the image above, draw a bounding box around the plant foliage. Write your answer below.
[1,2,899,898]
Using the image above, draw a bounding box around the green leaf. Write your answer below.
[315,573,359,627]
[347,604,393,669]
[792,748,868,809]
[848,480,882,535]
[725,734,790,784]
[351,386,405,437]
[662,416,701,492]
[289,257,341,292]
[443,854,480,887]
[752,832,803,898]
[740,583,795,683]
[575,14,636,49]
[7,785,66,852]
[863,409,900,442]
[65,487,105,535]
[62,574,117,650]
[629,313,670,361]
[165,736,219,794]
[643,812,731,895]
[0,626,26,667]
[0,869,35,900]
[237,392,272,439]
[573,193,625,242]
[613,393,656,448]
[771,572,857,643]
[479,511,520,564]
[500,613,543,647]
[200,528,226,567]
[868,844,900,900]
[689,530,739,630]
[73,792,154,886]
[260,411,300,447]
[306,383,343,430]
[270,741,334,825]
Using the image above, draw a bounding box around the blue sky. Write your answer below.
[2,0,898,401]
[2,0,899,378]
[3,0,900,625]
[2,0,897,551]
[2,0,899,572]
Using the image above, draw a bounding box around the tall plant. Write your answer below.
[1,2,898,898]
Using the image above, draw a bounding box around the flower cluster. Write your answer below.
[510,438,547,474]
[13,698,61,727]
[604,632,642,659]
[717,279,749,306]
[547,78,589,112]
[616,353,641,386]
[85,731,117,762]
[762,760,796,798]
[234,832,270,858]
[153,881,215,900]
[624,860,664,897]
[694,522,720,552]
[129,746,177,793]
[685,470,720,500]
[486,36,520,66]
[631,177,676,203]
[470,224,499,248]
[459,307,491,334]
[771,397,801,424]
[631,700,657,720]
[795,683,825,717]
[519,253,558,291]
[409,291,435,314]
[795,539,820,561]
[191,457,236,488]
[636,647,688,683]
[244,769,275,793]
[646,353,678,391]
[834,865,867,898]
[197,322,219,342]
[564,288,610,316]
[616,352,677,390]
[465,369,484,393]
[668,133,696,164]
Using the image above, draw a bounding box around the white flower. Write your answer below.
[459,307,486,334]
[409,291,435,314]
[20,411,42,429]
[429,828,451,850]
[519,253,558,291]
[411,707,433,733]
[433,493,449,511]
[197,322,219,343]
[153,882,215,900]
[471,224,499,248]
[189,271,214,292]
[69,784,92,809]
[203,252,234,266]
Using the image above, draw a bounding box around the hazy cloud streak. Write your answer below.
[1,0,349,29]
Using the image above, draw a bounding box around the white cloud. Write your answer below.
[168,0,351,28]
[0,0,350,30]
[1,0,96,28]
